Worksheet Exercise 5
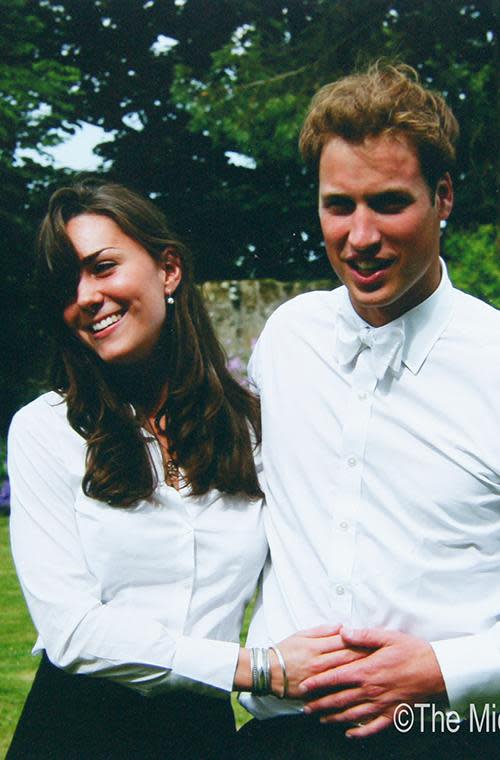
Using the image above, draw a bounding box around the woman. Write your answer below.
[7,181,344,759]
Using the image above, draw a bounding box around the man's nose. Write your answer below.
[348,206,381,250]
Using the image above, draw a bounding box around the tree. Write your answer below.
[39,0,294,280]
[172,0,497,274]
[35,0,496,282]
[0,0,80,434]
[1,0,497,436]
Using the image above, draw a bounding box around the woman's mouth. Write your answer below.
[91,311,125,334]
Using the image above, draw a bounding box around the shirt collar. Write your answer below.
[337,258,455,375]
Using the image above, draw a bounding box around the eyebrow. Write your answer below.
[80,247,119,265]
[321,189,414,204]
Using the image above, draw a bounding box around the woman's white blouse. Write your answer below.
[8,391,267,696]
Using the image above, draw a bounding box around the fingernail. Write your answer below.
[303,705,312,714]
[341,626,353,637]
[297,683,308,694]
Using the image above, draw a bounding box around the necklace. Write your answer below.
[165,458,180,488]
[144,417,180,489]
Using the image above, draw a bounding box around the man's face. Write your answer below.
[318,134,453,326]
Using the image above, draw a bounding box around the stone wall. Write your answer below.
[200,278,336,378]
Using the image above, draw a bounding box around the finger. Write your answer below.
[304,687,364,713]
[298,624,342,638]
[299,662,361,694]
[318,702,380,724]
[318,647,369,670]
[344,714,393,739]
[316,702,379,725]
[340,625,394,649]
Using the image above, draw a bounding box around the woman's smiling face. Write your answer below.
[63,213,181,365]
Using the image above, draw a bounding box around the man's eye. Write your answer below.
[324,199,355,215]
[371,197,412,214]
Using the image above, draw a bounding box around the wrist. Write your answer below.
[233,648,253,691]
[269,647,283,697]
[269,645,288,698]
[233,646,288,698]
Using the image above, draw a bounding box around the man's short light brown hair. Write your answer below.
[299,62,459,189]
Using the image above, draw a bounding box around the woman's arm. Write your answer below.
[8,397,241,695]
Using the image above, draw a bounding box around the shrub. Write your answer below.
[443,225,499,308]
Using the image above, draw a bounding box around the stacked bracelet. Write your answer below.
[250,647,271,695]
[269,645,288,699]
[250,645,289,698]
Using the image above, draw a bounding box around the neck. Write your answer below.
[103,345,169,416]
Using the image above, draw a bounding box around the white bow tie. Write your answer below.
[336,307,405,380]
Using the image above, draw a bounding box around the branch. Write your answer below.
[240,64,311,90]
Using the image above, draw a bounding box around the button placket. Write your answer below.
[331,355,376,613]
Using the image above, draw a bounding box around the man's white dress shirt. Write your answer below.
[8,392,267,696]
[241,263,500,719]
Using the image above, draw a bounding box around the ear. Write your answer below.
[435,173,453,221]
[161,248,182,295]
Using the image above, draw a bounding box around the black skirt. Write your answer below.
[7,653,236,760]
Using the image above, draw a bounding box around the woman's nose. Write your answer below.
[76,274,103,312]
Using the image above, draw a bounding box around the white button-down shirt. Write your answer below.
[242,264,500,718]
[8,392,267,696]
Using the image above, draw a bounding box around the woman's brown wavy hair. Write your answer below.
[36,179,262,506]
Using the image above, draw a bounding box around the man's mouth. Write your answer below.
[91,311,124,333]
[348,259,394,274]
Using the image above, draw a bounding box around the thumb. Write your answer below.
[340,625,392,648]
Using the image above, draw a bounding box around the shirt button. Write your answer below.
[339,521,349,531]
[358,391,367,400]
[347,456,357,467]
[336,585,345,595]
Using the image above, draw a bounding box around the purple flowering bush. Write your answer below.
[0,478,9,509]
[0,439,9,512]
[226,338,258,387]
[227,355,248,386]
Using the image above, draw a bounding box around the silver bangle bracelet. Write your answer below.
[269,644,288,698]
[250,648,258,693]
[250,647,272,695]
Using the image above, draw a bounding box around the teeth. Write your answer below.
[354,260,392,272]
[91,313,122,333]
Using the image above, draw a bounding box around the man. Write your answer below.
[237,63,500,759]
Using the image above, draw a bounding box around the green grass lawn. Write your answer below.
[0,516,252,755]
[0,516,38,758]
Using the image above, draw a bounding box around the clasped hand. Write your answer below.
[279,625,446,739]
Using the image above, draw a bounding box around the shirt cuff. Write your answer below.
[172,636,240,692]
[431,632,500,717]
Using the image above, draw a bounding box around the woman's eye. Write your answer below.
[94,261,116,275]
